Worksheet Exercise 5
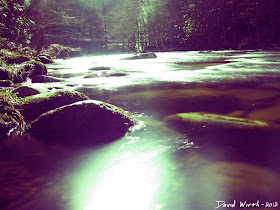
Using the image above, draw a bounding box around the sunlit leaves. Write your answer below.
[0,0,32,46]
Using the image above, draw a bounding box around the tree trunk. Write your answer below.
[36,27,44,54]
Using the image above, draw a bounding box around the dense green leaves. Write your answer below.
[0,0,279,52]
[0,0,32,48]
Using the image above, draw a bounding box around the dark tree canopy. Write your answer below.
[1,0,280,52]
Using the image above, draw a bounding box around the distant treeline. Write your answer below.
[1,0,280,53]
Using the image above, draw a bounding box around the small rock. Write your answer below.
[121,52,157,60]
[32,75,65,83]
[88,66,111,71]
[13,85,47,97]
[38,55,54,64]
[84,71,128,78]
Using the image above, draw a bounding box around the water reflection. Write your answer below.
[69,113,193,210]
[41,51,280,209]
[47,51,280,91]
[83,152,160,210]
[70,136,167,210]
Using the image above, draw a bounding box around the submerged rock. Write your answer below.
[84,71,128,78]
[190,162,280,204]
[28,100,137,145]
[31,75,65,83]
[166,112,271,130]
[165,112,280,145]
[20,90,89,121]
[111,88,242,116]
[88,66,111,71]
[247,105,280,124]
[121,52,157,60]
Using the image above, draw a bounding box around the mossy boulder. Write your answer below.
[165,112,280,146]
[41,44,82,59]
[9,61,47,83]
[27,100,137,145]
[18,61,47,78]
[20,90,89,121]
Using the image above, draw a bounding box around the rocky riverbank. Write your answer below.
[0,44,137,146]
[1,49,280,209]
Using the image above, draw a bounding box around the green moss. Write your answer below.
[0,89,23,109]
[0,49,30,65]
[0,50,39,83]
[20,90,89,121]
[0,90,24,140]
[16,60,47,81]
[0,113,17,140]
[27,100,137,145]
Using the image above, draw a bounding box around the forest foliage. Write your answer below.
[1,0,280,53]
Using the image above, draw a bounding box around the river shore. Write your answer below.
[1,49,280,210]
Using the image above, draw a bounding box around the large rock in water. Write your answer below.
[165,112,280,146]
[121,52,157,60]
[20,90,89,121]
[18,61,47,78]
[40,44,82,59]
[27,100,137,145]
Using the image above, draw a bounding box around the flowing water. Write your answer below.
[1,50,280,210]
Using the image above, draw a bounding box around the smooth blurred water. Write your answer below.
[7,50,280,210]
[45,51,280,91]
[46,50,280,210]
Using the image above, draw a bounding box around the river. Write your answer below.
[1,50,280,210]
